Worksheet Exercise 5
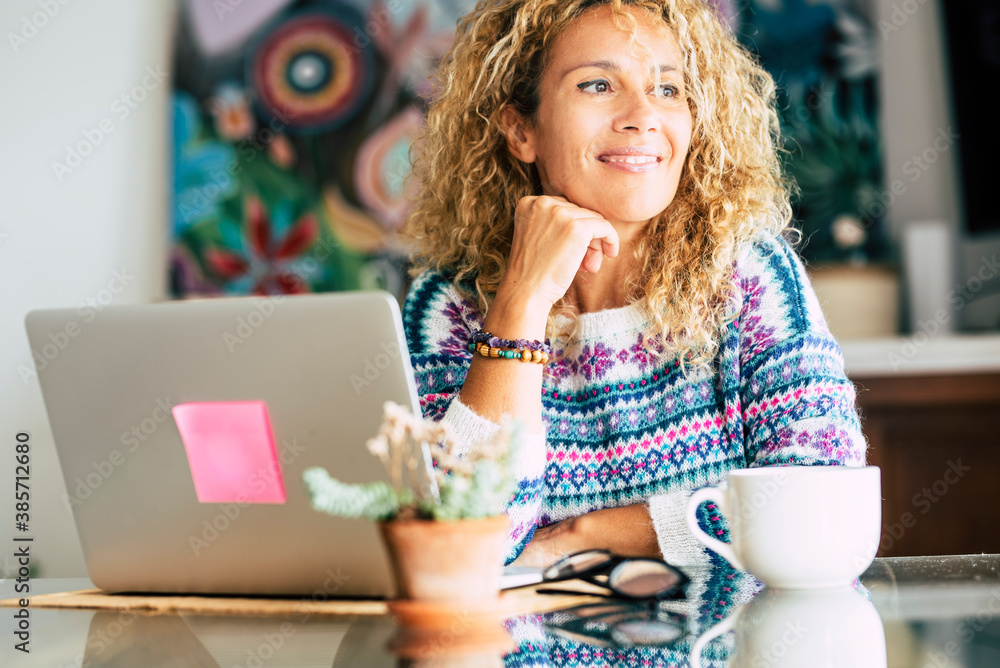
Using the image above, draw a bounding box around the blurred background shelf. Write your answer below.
[842,334,1000,377]
[841,336,1000,558]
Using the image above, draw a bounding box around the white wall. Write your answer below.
[0,0,174,577]
[876,0,1000,330]
[876,0,960,237]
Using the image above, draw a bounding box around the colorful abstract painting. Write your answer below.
[169,0,475,299]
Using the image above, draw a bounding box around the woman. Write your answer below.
[401,0,866,568]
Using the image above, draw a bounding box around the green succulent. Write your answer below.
[302,468,412,521]
[302,402,522,522]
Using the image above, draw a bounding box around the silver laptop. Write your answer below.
[26,290,540,597]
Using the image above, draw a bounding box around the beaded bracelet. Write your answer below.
[468,341,550,364]
[470,329,553,355]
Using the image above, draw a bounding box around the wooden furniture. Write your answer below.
[853,372,1000,558]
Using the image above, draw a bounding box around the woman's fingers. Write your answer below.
[506,195,622,305]
[581,246,604,274]
[575,217,620,274]
[576,217,620,260]
[522,197,619,260]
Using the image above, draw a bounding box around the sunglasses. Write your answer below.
[537,549,690,601]
[542,600,688,649]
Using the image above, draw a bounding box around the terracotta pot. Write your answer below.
[378,515,510,601]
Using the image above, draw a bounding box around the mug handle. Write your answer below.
[686,486,745,570]
[688,604,744,668]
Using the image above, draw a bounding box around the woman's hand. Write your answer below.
[510,517,586,568]
[499,195,620,309]
[509,503,662,568]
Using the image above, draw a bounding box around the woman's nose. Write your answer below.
[613,87,660,133]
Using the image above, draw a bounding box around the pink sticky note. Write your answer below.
[172,401,286,504]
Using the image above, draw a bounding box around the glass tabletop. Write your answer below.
[2,554,998,667]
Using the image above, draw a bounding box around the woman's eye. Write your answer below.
[579,80,611,94]
[657,84,681,99]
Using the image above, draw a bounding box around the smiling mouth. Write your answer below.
[599,156,660,165]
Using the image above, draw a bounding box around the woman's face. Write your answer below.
[506,4,693,225]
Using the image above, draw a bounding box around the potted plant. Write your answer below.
[302,401,522,603]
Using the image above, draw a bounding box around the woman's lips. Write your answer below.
[598,155,661,173]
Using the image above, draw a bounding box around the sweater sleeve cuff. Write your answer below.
[441,396,546,474]
[647,488,711,568]
[441,394,502,456]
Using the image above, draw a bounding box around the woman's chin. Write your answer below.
[593,204,672,226]
[570,190,674,224]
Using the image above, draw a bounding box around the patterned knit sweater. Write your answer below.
[498,560,871,668]
[402,234,867,565]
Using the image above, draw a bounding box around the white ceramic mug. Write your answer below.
[689,585,887,668]
[685,466,881,589]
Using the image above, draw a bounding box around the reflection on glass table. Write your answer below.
[541,600,688,650]
[688,584,886,668]
[2,554,999,666]
[501,555,1000,668]
[503,557,759,668]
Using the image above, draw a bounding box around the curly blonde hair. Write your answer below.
[404,0,793,364]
